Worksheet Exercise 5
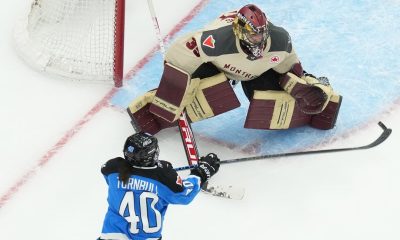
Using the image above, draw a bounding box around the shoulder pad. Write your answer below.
[101,157,125,176]
[151,163,184,193]
[200,25,239,57]
[157,160,173,169]
[268,23,293,53]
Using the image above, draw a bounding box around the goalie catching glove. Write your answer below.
[279,63,334,114]
[190,153,220,187]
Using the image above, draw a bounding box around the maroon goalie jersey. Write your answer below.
[165,10,300,81]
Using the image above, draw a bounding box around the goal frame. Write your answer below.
[113,0,125,87]
[14,0,126,87]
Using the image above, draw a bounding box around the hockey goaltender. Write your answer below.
[127,4,342,135]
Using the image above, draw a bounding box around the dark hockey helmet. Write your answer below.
[123,132,159,167]
[233,4,269,59]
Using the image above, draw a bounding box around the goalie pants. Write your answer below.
[241,69,283,100]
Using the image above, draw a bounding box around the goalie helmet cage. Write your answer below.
[14,0,125,87]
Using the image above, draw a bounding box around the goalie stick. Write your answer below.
[146,0,244,200]
[175,121,392,171]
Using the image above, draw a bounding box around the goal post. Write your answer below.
[14,0,125,87]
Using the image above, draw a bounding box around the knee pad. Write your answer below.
[186,73,240,122]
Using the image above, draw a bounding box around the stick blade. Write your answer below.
[201,182,245,200]
[360,121,392,149]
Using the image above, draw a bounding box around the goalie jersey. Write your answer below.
[99,158,201,240]
[165,10,300,81]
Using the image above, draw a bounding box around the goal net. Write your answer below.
[14,0,125,87]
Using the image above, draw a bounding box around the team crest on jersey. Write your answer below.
[270,55,280,63]
[203,35,216,48]
[176,175,183,186]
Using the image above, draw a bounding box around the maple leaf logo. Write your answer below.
[270,55,280,63]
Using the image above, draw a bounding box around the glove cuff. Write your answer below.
[190,167,208,186]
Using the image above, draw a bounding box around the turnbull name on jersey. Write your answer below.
[117,177,157,193]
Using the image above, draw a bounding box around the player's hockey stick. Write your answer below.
[175,121,391,171]
[146,0,244,200]
[177,112,245,200]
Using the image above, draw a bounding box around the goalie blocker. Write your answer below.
[127,63,240,134]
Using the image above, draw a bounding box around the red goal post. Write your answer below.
[14,0,125,87]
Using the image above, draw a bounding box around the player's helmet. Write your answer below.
[233,4,269,59]
[123,132,159,167]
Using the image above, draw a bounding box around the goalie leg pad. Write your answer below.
[127,90,176,135]
[186,73,240,122]
[244,90,311,130]
[149,63,200,123]
[310,94,342,130]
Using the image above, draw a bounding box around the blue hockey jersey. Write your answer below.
[99,157,201,240]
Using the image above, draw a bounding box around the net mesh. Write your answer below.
[14,0,122,83]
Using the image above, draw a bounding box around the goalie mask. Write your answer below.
[123,132,159,167]
[233,4,269,60]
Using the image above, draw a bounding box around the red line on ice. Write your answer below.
[0,0,209,209]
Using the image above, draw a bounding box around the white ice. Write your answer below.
[1,0,400,239]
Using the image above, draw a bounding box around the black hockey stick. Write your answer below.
[175,121,391,171]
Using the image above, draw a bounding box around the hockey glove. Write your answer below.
[190,153,220,186]
[293,82,327,113]
[280,63,333,114]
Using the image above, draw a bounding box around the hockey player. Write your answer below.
[127,4,342,135]
[98,132,220,240]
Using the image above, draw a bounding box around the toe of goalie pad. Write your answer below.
[310,94,342,130]
[244,90,311,130]
[127,90,176,135]
[149,63,200,123]
[186,73,240,122]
